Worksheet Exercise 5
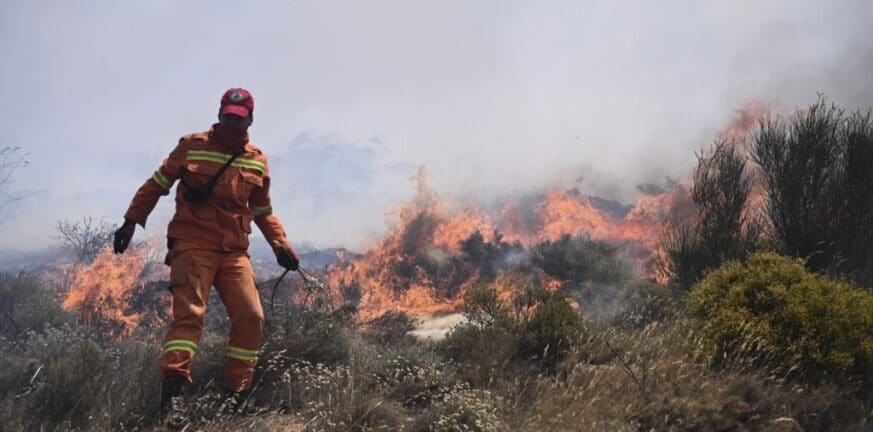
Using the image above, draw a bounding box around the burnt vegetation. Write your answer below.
[0,98,872,431]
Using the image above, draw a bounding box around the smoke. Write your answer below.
[268,133,417,251]
[0,1,871,252]
[715,1,873,112]
[407,313,467,341]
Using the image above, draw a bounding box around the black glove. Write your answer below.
[274,242,300,271]
[113,219,136,254]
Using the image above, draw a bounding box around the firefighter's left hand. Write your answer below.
[273,242,300,271]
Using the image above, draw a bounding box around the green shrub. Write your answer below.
[440,281,522,384]
[2,326,106,428]
[610,281,679,329]
[441,283,586,373]
[0,272,74,340]
[688,252,873,379]
[439,322,519,385]
[517,290,587,369]
[277,305,357,365]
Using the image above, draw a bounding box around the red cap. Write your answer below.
[220,88,254,117]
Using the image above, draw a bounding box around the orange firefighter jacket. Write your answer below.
[124,126,291,254]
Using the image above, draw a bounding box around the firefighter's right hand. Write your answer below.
[113,219,136,254]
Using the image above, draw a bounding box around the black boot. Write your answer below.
[160,374,186,421]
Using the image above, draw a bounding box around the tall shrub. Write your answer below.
[664,140,758,291]
[753,98,873,286]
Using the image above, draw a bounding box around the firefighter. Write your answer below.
[113,88,300,414]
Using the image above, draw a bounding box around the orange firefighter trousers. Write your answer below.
[161,243,264,391]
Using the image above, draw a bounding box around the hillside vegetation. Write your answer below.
[1,98,872,431]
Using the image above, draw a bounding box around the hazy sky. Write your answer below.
[1,1,871,251]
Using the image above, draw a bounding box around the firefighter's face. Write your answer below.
[219,113,252,131]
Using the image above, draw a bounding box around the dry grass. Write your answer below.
[1,268,871,431]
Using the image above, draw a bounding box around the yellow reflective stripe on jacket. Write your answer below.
[163,339,198,355]
[187,150,229,164]
[226,346,258,361]
[233,159,266,173]
[186,150,265,174]
[152,170,172,190]
[251,204,272,216]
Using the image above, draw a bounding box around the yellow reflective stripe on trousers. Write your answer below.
[186,150,265,174]
[251,204,272,216]
[163,339,198,355]
[226,346,258,361]
[152,170,171,190]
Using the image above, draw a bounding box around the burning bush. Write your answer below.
[459,230,526,283]
[530,234,631,287]
[663,97,873,291]
[326,167,693,322]
[363,311,417,344]
[61,246,170,339]
[688,252,873,381]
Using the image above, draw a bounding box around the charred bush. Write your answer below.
[460,230,526,283]
[364,311,417,344]
[530,234,631,287]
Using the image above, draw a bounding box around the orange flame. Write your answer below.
[326,168,690,321]
[62,246,147,337]
[325,103,771,321]
[60,236,171,338]
[433,208,495,254]
[722,100,769,145]
[64,102,772,331]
